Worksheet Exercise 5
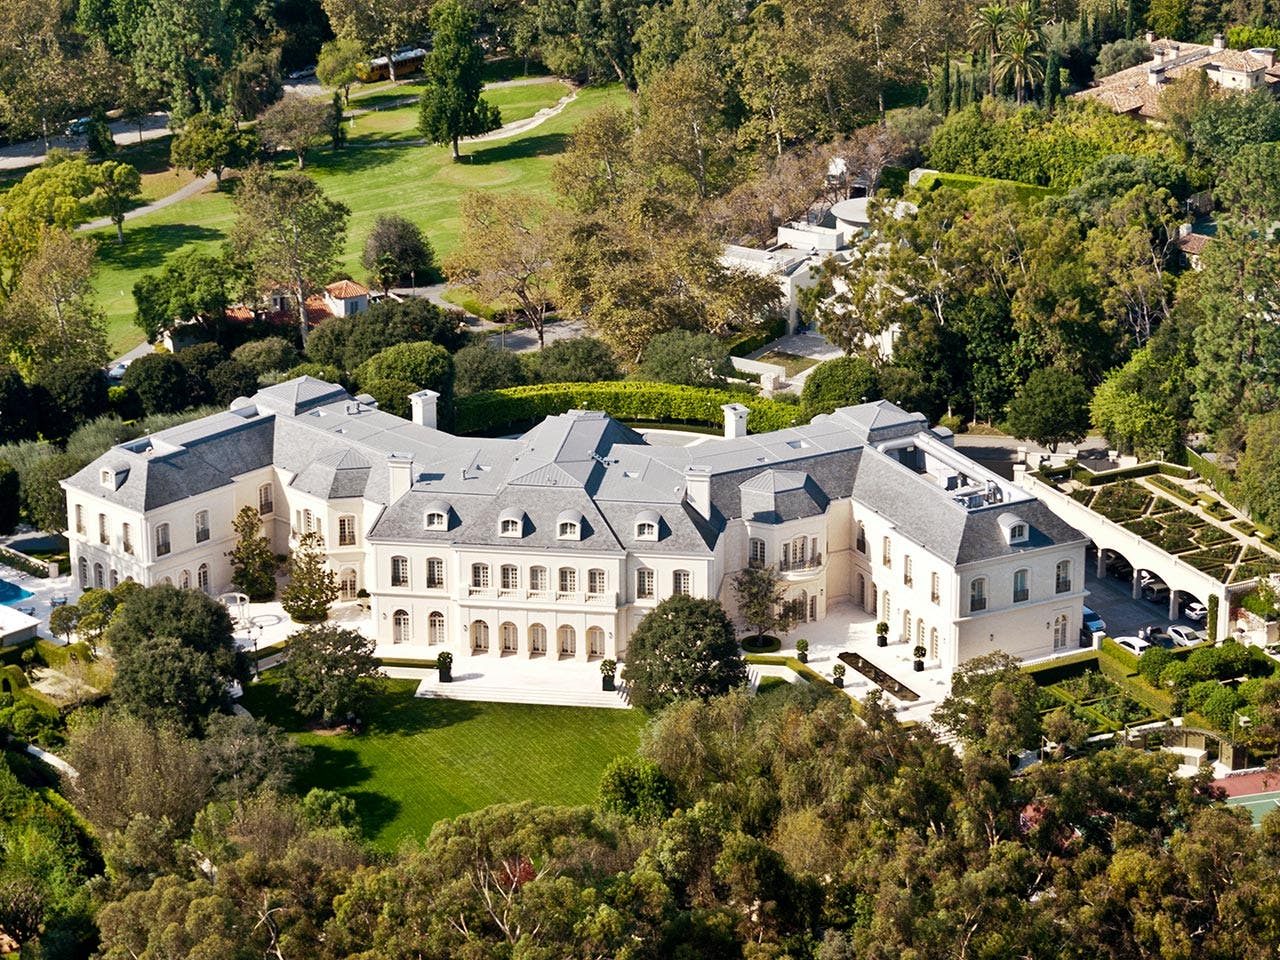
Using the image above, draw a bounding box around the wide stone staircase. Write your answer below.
[413,670,632,709]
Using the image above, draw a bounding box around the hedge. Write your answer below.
[744,654,856,706]
[1021,649,1101,685]
[1074,461,1194,486]
[914,170,1059,203]
[453,382,809,436]
[1096,648,1179,717]
[0,546,48,579]
[1148,474,1199,505]
[726,316,787,358]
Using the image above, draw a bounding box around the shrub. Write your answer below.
[1185,679,1220,712]
[359,378,418,418]
[1201,685,1242,731]
[597,756,676,824]
[232,337,301,376]
[361,214,437,290]
[122,353,190,415]
[636,330,733,387]
[308,298,467,370]
[207,360,258,405]
[354,342,454,398]
[1138,647,1173,685]
[532,337,620,383]
[453,343,525,397]
[802,356,880,417]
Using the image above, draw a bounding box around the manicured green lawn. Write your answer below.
[348,80,570,143]
[90,83,628,354]
[240,675,646,849]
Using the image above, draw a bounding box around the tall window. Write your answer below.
[122,523,133,555]
[856,522,866,554]
[393,609,410,643]
[94,563,104,589]
[749,538,766,568]
[75,504,84,535]
[1013,569,1029,604]
[637,568,655,599]
[110,570,119,589]
[339,568,357,600]
[501,622,518,653]
[78,557,88,587]
[903,555,913,587]
[155,523,170,557]
[792,537,808,566]
[428,611,445,644]
[338,515,356,546]
[558,625,576,656]
[258,483,273,515]
[195,510,210,543]
[929,627,939,659]
[1053,614,1069,649]
[882,537,891,566]
[588,626,605,657]
[391,556,409,587]
[970,578,987,612]
[471,620,490,652]
[903,609,911,640]
[197,563,209,593]
[427,558,445,589]
[558,567,577,594]
[673,570,692,595]
[98,513,108,545]
[500,564,519,592]
[303,509,313,533]
[587,569,606,596]
[882,590,890,622]
[530,623,547,655]
[917,618,925,646]
[1055,560,1071,594]
[930,572,939,604]
[471,563,490,589]
[530,566,548,593]
[180,569,190,589]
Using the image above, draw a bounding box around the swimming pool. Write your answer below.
[0,577,34,606]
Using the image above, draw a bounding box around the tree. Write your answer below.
[598,756,677,823]
[623,595,748,712]
[454,344,525,396]
[31,362,109,442]
[230,166,350,344]
[1238,411,1280,530]
[21,453,85,533]
[232,337,300,377]
[322,0,427,82]
[257,95,331,169]
[0,460,18,534]
[174,342,229,405]
[122,353,190,415]
[105,583,245,687]
[801,356,881,417]
[94,160,143,245]
[0,154,99,281]
[227,505,278,601]
[1095,38,1151,77]
[222,46,284,123]
[329,93,347,152]
[131,0,238,120]
[932,651,1042,757]
[969,4,1011,98]
[317,37,365,104]
[170,113,257,184]
[445,192,556,347]
[200,713,303,804]
[49,603,79,643]
[307,297,467,370]
[0,879,44,951]
[279,624,381,722]
[993,29,1045,106]
[417,0,501,159]
[0,366,35,443]
[207,360,258,404]
[132,251,229,341]
[637,330,734,387]
[532,337,620,383]
[112,634,231,732]
[731,565,793,641]
[1004,368,1091,452]
[361,215,436,292]
[281,531,338,623]
[354,342,455,397]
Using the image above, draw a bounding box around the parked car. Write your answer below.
[107,360,131,383]
[1082,606,1106,636]
[1113,636,1150,656]
[1143,583,1170,604]
[1167,625,1203,647]
[1184,601,1208,622]
[287,65,317,80]
[1140,627,1175,649]
[1139,569,1160,586]
[66,116,91,136]
[1106,556,1133,580]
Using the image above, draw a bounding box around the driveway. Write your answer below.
[0,112,171,171]
[1084,564,1203,640]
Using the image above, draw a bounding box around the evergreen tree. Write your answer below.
[279,624,380,723]
[939,54,952,116]
[330,92,347,152]
[1044,50,1061,108]
[623,595,748,712]
[417,0,501,159]
[281,532,338,624]
[227,506,277,601]
[1126,0,1137,38]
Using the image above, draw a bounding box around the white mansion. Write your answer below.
[63,377,1088,672]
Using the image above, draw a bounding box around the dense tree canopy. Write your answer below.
[623,595,748,711]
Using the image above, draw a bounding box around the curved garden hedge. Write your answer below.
[453,382,808,436]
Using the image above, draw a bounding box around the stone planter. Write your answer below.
[913,660,924,672]
[833,676,844,689]
[876,635,888,647]
[439,668,452,683]
[602,675,615,691]
[797,651,808,663]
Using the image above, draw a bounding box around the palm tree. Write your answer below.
[968,5,1011,98]
[1008,0,1043,40]
[993,30,1046,105]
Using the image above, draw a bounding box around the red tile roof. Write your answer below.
[1177,233,1211,255]
[325,279,370,299]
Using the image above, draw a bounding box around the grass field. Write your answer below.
[239,675,647,849]
[88,81,627,353]
[348,80,571,144]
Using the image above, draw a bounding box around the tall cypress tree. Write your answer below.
[1044,50,1061,109]
[940,53,952,115]
[1125,0,1137,38]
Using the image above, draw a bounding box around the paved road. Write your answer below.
[78,172,216,232]
[0,112,172,171]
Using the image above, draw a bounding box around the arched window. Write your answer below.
[558,625,576,657]
[393,609,410,643]
[903,554,913,587]
[929,627,939,659]
[1055,560,1071,594]
[98,513,108,545]
[587,569,606,596]
[179,569,190,590]
[195,510,210,543]
[501,622,518,653]
[902,609,911,641]
[930,572,940,604]
[75,504,84,535]
[530,623,547,655]
[558,567,577,594]
[162,576,172,585]
[471,563,490,590]
[969,578,987,612]
[77,557,89,587]
[338,515,356,546]
[258,483,273,515]
[122,523,133,554]
[530,566,548,594]
[197,563,209,593]
[155,522,170,557]
[748,538,766,568]
[500,517,521,537]
[339,568,357,601]
[425,511,447,530]
[882,590,890,622]
[391,556,409,587]
[672,570,692,595]
[1053,614,1069,649]
[303,509,313,533]
[588,626,606,657]
[500,564,519,593]
[110,569,119,589]
[1013,568,1029,604]
[426,557,445,589]
[471,620,490,653]
[917,618,924,646]
[558,520,580,540]
[856,522,866,554]
[882,536,891,566]
[428,611,445,644]
[636,520,658,540]
[857,573,866,610]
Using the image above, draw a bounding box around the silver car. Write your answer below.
[1166,625,1203,647]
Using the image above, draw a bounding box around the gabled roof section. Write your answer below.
[739,469,829,523]
[506,410,646,492]
[290,447,372,499]
[326,279,370,298]
[251,376,349,418]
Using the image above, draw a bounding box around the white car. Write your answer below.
[107,360,131,383]
[1167,625,1203,647]
[1113,636,1150,656]
[1184,601,1208,622]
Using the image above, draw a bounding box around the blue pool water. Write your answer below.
[0,578,33,606]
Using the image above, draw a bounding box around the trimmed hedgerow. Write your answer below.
[453,382,808,436]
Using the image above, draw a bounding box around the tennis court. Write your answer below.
[1225,789,1280,825]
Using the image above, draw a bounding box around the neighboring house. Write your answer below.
[1076,33,1280,120]
[63,378,1088,672]
[721,244,820,333]
[268,280,373,328]
[1175,225,1213,270]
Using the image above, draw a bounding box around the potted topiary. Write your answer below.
[795,638,809,663]
[832,662,846,688]
[437,651,453,683]
[356,588,370,611]
[913,645,926,671]
[601,659,617,691]
[876,622,889,647]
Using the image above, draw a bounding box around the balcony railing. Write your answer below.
[779,552,823,572]
[467,587,615,605]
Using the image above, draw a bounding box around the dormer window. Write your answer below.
[100,469,112,487]
[634,509,661,542]
[998,513,1030,546]
[498,508,526,538]
[1011,524,1026,541]
[501,518,520,535]
[557,510,585,541]
[559,521,579,539]
[426,512,446,529]
[424,499,451,531]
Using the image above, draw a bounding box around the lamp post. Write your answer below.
[251,625,260,680]
[410,270,415,297]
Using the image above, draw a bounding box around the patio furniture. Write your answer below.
[50,596,68,607]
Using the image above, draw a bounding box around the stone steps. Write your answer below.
[414,676,632,709]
